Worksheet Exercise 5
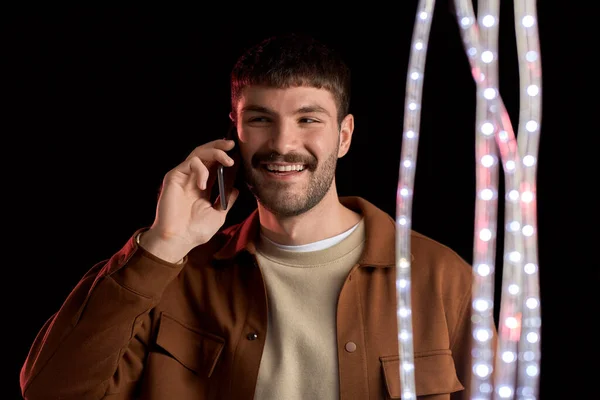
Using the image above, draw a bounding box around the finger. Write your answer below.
[214,148,235,168]
[187,157,209,190]
[185,139,236,162]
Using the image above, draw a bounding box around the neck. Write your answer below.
[257,184,361,246]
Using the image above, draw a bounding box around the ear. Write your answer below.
[337,113,355,158]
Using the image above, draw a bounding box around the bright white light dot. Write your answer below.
[498,130,508,141]
[481,50,494,63]
[460,17,471,26]
[475,328,490,342]
[399,330,410,340]
[483,88,496,99]
[415,41,423,50]
[527,84,539,96]
[468,47,477,56]
[403,160,412,168]
[410,71,420,80]
[398,307,410,318]
[508,284,520,295]
[419,11,428,20]
[508,221,520,231]
[522,225,534,236]
[526,297,539,309]
[526,365,539,376]
[502,351,516,363]
[408,102,418,110]
[474,363,491,377]
[477,264,491,276]
[396,279,408,289]
[508,190,519,201]
[403,391,414,399]
[526,120,538,132]
[481,154,495,167]
[498,386,513,398]
[509,251,521,262]
[523,155,536,166]
[527,332,539,343]
[474,299,489,311]
[482,15,495,27]
[505,160,515,171]
[405,130,415,138]
[526,51,538,62]
[505,317,518,329]
[398,216,407,225]
[522,191,534,202]
[481,122,494,135]
[524,263,537,274]
[480,189,494,200]
[399,258,410,268]
[479,229,492,241]
[522,15,535,27]
[403,362,414,371]
[400,188,409,196]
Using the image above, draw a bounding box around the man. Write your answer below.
[20,33,478,399]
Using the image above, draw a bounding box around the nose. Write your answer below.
[268,122,298,154]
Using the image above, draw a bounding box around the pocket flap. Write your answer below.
[380,351,464,398]
[156,313,225,377]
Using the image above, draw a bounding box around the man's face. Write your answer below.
[233,85,351,217]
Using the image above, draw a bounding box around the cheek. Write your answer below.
[308,134,338,156]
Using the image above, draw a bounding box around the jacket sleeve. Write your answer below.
[20,231,186,400]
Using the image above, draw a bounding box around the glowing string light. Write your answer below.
[398,0,542,399]
[396,0,436,398]
[452,0,543,398]
[513,1,543,399]
[468,1,502,398]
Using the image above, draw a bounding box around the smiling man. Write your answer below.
[237,85,360,241]
[20,33,482,400]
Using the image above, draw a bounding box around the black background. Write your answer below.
[5,2,595,399]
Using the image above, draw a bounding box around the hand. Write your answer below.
[140,139,240,262]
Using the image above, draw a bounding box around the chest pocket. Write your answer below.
[380,350,464,399]
[155,312,225,378]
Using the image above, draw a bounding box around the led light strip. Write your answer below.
[513,1,543,398]
[452,0,543,398]
[396,0,436,398]
[466,1,502,398]
[399,1,542,399]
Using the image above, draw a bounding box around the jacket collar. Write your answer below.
[212,196,400,267]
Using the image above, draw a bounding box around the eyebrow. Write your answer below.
[241,104,331,117]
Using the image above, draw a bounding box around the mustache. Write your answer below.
[251,151,318,170]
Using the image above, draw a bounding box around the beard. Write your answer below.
[243,145,339,218]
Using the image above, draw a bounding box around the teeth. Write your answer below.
[266,164,305,172]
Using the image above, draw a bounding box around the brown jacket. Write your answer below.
[21,197,477,399]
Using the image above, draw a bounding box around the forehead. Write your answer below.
[237,85,337,116]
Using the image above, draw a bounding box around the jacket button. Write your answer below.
[345,341,357,353]
[247,333,258,340]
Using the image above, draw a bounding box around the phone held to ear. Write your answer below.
[217,124,238,210]
[217,164,228,210]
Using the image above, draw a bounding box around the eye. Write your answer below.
[248,116,271,123]
[299,117,319,123]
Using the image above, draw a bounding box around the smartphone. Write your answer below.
[217,163,228,209]
[217,124,238,210]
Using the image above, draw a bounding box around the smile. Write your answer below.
[265,163,305,172]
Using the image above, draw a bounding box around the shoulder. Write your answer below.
[410,230,473,290]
